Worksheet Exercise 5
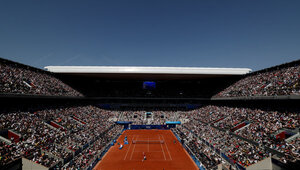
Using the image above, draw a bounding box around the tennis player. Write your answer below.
[142,152,147,162]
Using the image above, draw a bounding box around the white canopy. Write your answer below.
[45,66,251,75]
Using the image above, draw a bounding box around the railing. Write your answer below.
[86,129,123,170]
[182,126,238,169]
[197,119,287,158]
[172,129,206,170]
[60,125,116,169]
[184,143,207,170]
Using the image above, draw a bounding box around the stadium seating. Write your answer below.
[214,60,300,97]
[173,128,222,169]
[0,58,82,96]
[0,105,120,168]
[0,58,299,169]
[178,105,299,163]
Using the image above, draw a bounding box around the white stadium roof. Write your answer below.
[44,66,252,75]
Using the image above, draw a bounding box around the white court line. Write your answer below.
[130,135,138,160]
[124,135,135,160]
[131,159,169,161]
[134,151,162,153]
[158,136,166,160]
[161,134,172,160]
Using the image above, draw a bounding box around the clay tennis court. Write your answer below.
[94,129,198,170]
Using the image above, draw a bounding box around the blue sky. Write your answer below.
[0,0,299,71]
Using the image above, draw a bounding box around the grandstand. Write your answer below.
[0,57,299,170]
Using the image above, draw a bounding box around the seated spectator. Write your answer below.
[0,105,118,168]
[214,61,300,97]
[0,59,82,96]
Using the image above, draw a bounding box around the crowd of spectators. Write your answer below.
[0,141,25,167]
[0,105,118,168]
[117,105,299,165]
[115,106,298,167]
[173,128,222,169]
[214,61,300,97]
[177,105,299,163]
[119,109,180,125]
[182,120,270,168]
[1,58,299,169]
[64,125,122,169]
[120,110,146,124]
[0,104,299,168]
[0,60,82,96]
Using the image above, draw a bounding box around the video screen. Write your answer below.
[143,81,156,90]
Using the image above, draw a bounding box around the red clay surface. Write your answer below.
[94,129,198,170]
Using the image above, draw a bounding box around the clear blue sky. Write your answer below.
[0,0,299,71]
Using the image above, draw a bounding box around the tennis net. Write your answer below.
[132,140,164,144]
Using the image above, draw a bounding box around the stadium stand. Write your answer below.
[63,125,122,169]
[214,60,300,97]
[173,127,222,169]
[0,58,299,170]
[118,108,180,125]
[178,105,299,163]
[0,105,299,169]
[0,105,120,168]
[0,58,82,96]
